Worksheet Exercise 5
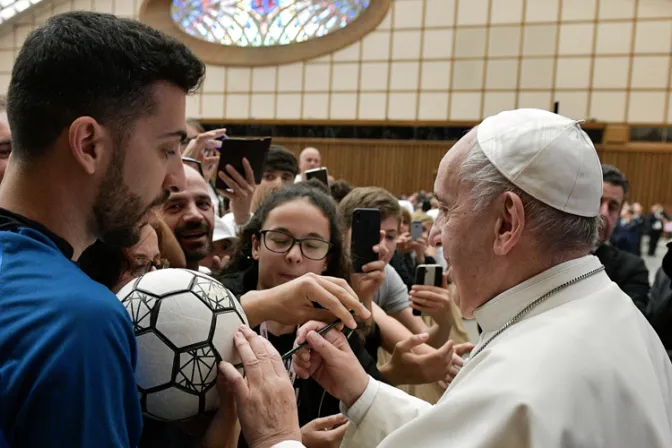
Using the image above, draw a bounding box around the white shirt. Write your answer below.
[274,255,672,447]
[339,255,672,447]
[398,200,414,215]
[295,174,303,183]
[426,208,439,220]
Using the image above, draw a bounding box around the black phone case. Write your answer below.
[351,208,381,273]
[215,137,272,190]
[305,168,329,185]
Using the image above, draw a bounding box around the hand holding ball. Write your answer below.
[117,268,247,422]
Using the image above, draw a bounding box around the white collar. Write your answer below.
[473,255,604,332]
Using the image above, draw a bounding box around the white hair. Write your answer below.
[459,143,600,253]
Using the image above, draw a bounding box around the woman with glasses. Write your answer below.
[218,183,383,448]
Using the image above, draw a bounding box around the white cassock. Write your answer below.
[273,255,672,448]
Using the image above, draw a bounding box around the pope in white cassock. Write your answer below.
[219,108,672,448]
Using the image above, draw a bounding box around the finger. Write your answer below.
[434,340,454,360]
[452,353,464,367]
[378,230,386,245]
[219,169,244,195]
[449,365,460,377]
[226,164,252,192]
[409,303,434,314]
[306,330,341,360]
[437,380,449,389]
[296,321,332,345]
[233,328,264,383]
[242,157,256,185]
[328,420,350,438]
[394,332,429,354]
[260,337,287,378]
[318,276,370,324]
[312,414,347,430]
[218,361,249,404]
[361,260,385,273]
[441,272,449,289]
[217,171,240,197]
[455,343,475,356]
[409,297,442,309]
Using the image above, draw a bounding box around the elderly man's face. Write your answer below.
[429,135,492,318]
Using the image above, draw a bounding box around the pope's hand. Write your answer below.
[293,321,370,407]
[219,326,301,448]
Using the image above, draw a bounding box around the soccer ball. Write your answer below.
[116,268,247,422]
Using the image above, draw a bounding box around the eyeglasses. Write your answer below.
[131,256,170,277]
[182,156,204,177]
[260,230,331,261]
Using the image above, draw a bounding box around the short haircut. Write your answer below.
[7,12,205,161]
[601,164,629,196]
[338,186,401,230]
[301,178,330,195]
[330,179,353,204]
[265,145,298,176]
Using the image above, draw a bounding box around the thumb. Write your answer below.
[218,362,248,404]
[455,342,475,356]
[306,330,341,360]
[441,272,449,289]
[395,332,429,354]
[311,413,347,430]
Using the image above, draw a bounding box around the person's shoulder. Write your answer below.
[596,244,646,273]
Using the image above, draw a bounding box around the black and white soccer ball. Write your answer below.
[116,268,247,422]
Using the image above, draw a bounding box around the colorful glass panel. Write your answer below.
[171,0,371,47]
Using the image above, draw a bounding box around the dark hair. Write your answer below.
[301,178,330,195]
[338,186,401,230]
[602,164,629,196]
[0,96,6,113]
[226,183,350,282]
[265,145,298,176]
[330,179,353,204]
[7,11,205,161]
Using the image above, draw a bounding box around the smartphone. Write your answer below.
[351,208,381,273]
[411,221,423,241]
[215,137,272,190]
[305,167,329,185]
[413,264,443,316]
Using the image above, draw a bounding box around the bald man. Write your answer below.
[296,147,321,182]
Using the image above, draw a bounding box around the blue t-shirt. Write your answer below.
[0,223,142,446]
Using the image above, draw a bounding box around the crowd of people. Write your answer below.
[0,10,671,448]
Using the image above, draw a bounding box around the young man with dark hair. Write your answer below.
[0,12,205,447]
[595,164,650,312]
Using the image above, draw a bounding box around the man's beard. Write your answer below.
[174,220,213,263]
[93,148,169,248]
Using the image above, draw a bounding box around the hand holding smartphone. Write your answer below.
[412,264,443,316]
[215,137,272,190]
[305,167,329,185]
[410,221,423,241]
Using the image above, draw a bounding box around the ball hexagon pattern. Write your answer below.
[117,268,247,421]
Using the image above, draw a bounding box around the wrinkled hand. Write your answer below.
[351,231,388,303]
[219,326,301,448]
[218,158,256,226]
[242,273,371,330]
[293,321,369,407]
[396,232,412,255]
[409,273,453,322]
[385,333,454,385]
[301,414,349,448]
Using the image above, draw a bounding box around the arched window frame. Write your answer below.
[140,0,391,67]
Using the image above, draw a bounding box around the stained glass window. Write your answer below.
[171,0,371,47]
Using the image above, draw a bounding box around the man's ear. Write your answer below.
[492,192,525,256]
[68,117,108,175]
[251,234,260,260]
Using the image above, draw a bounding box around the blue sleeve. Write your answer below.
[15,292,142,448]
